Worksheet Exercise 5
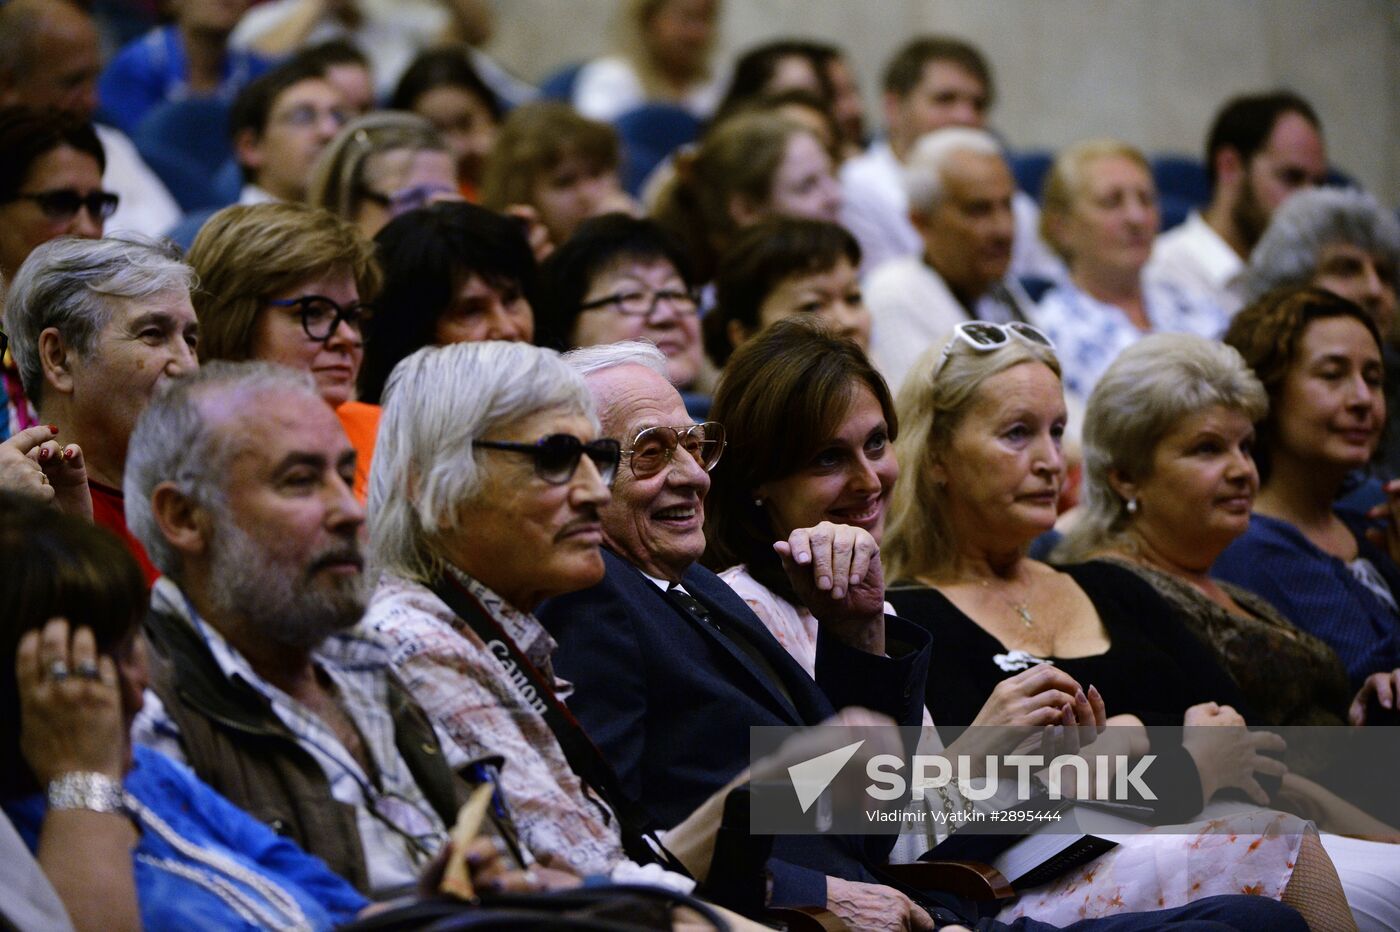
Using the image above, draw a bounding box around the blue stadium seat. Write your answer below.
[1152,154,1210,232]
[614,103,702,197]
[1007,150,1053,203]
[538,62,585,102]
[133,99,235,212]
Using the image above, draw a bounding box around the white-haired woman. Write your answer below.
[1035,139,1223,421]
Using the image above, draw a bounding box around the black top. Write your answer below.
[888,560,1250,731]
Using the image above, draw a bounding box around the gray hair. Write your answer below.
[1054,333,1268,562]
[1242,187,1400,304]
[305,111,446,220]
[3,235,194,407]
[124,361,319,577]
[561,340,670,379]
[369,340,597,582]
[903,127,1003,216]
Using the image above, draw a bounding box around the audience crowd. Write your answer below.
[1,2,1398,930]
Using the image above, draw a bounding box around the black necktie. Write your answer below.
[667,583,721,632]
[667,583,793,706]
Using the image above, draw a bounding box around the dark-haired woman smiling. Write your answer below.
[1215,286,1400,704]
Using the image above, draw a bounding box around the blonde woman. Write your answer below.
[306,111,460,240]
[1034,139,1222,415]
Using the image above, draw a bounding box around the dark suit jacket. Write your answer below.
[538,549,932,908]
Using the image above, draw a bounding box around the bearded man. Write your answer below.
[124,361,478,897]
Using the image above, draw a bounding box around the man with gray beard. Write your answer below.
[124,360,490,897]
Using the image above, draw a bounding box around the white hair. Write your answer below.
[369,340,597,582]
[124,361,319,577]
[561,340,669,379]
[903,127,1004,215]
[3,235,194,406]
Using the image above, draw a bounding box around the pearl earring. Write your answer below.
[754,498,764,507]
[1126,497,1139,515]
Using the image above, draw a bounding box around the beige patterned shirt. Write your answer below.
[362,571,625,875]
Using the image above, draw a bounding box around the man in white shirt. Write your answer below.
[228,58,350,205]
[0,0,181,238]
[865,127,1034,395]
[840,35,1062,283]
[1147,91,1327,316]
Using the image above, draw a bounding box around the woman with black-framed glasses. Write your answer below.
[186,201,383,499]
[537,213,708,417]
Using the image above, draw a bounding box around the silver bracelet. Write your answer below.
[47,771,129,817]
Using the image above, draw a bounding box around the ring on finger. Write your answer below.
[48,660,70,681]
[74,660,101,681]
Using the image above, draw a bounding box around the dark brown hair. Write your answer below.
[0,494,147,798]
[706,217,860,367]
[703,317,896,600]
[1223,284,1382,482]
[881,35,993,107]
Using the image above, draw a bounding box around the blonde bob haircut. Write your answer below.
[186,202,381,363]
[1053,333,1267,563]
[884,333,1061,582]
[369,340,598,584]
[1038,138,1154,264]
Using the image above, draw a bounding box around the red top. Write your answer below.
[90,480,159,586]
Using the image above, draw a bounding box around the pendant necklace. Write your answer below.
[982,577,1034,628]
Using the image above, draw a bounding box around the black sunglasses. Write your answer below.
[266,294,374,342]
[11,189,120,222]
[473,434,622,485]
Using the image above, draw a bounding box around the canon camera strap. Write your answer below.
[428,575,689,876]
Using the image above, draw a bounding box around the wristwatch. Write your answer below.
[47,772,130,816]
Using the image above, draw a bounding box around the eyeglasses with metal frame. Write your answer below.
[578,287,700,318]
[621,421,725,479]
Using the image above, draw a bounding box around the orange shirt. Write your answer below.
[335,400,381,504]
